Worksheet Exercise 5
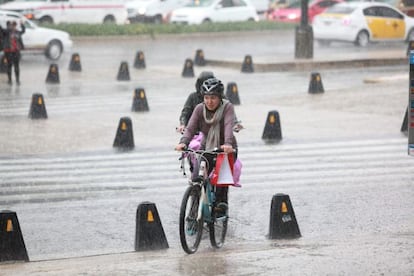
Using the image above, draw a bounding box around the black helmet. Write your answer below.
[200,77,224,98]
[195,71,214,93]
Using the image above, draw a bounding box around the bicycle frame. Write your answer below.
[179,148,229,253]
[182,150,217,224]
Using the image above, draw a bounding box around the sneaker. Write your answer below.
[7,80,12,85]
[214,202,228,218]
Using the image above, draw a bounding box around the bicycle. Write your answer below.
[178,148,229,254]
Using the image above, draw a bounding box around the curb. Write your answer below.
[205,57,408,72]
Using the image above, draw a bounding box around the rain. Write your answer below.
[0,2,414,275]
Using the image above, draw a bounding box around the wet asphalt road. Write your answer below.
[0,30,413,275]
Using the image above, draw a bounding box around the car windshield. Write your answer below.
[325,5,356,14]
[286,1,300,8]
[185,0,215,7]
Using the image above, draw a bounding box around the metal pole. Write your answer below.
[294,0,313,59]
[408,50,414,156]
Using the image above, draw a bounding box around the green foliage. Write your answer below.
[40,21,295,36]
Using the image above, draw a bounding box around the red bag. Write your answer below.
[210,153,235,187]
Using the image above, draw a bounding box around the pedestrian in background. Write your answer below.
[1,20,25,85]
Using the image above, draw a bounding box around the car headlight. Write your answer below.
[138,7,146,15]
[287,13,298,20]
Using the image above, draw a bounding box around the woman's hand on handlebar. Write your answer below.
[220,144,234,154]
[175,143,187,151]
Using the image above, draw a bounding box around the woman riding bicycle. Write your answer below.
[175,77,238,217]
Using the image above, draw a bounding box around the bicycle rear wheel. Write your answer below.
[209,208,228,248]
[179,185,203,254]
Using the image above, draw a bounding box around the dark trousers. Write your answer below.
[5,52,20,82]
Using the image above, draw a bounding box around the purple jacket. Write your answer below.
[180,101,237,150]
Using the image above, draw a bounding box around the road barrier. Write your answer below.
[46,64,60,84]
[117,62,130,81]
[241,55,254,73]
[69,53,82,72]
[113,117,134,149]
[0,210,29,262]
[194,49,206,66]
[268,194,301,239]
[225,82,240,105]
[134,51,146,69]
[29,93,48,119]
[132,88,149,112]
[182,58,194,78]
[308,72,324,94]
[262,110,282,143]
[135,202,169,251]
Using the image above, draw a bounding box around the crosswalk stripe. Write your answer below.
[0,138,411,204]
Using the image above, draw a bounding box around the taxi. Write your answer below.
[313,2,414,46]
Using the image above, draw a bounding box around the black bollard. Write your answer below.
[225,82,241,105]
[46,64,60,84]
[29,93,48,119]
[241,55,254,73]
[117,61,130,81]
[0,210,29,262]
[113,117,134,149]
[194,49,206,66]
[134,51,146,69]
[262,110,282,143]
[69,53,82,72]
[135,202,169,251]
[132,87,149,112]
[308,72,324,94]
[268,194,301,239]
[401,106,408,133]
[182,58,194,78]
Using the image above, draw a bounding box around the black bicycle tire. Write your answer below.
[209,209,228,248]
[179,185,203,254]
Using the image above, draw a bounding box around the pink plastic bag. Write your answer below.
[232,158,242,187]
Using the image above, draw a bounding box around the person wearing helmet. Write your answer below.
[175,77,238,216]
[177,71,244,135]
[177,71,214,134]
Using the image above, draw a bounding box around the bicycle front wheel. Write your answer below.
[209,209,228,249]
[179,185,203,254]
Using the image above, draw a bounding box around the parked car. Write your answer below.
[0,9,73,59]
[267,0,342,23]
[169,0,259,25]
[0,0,128,24]
[313,2,414,46]
[126,0,190,23]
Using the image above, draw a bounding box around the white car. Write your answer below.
[0,0,128,24]
[126,0,190,23]
[313,2,414,46]
[0,10,73,59]
[169,0,259,25]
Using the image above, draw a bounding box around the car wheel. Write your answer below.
[354,30,369,47]
[45,40,63,60]
[316,39,331,47]
[39,16,53,24]
[103,15,116,24]
[202,18,211,24]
